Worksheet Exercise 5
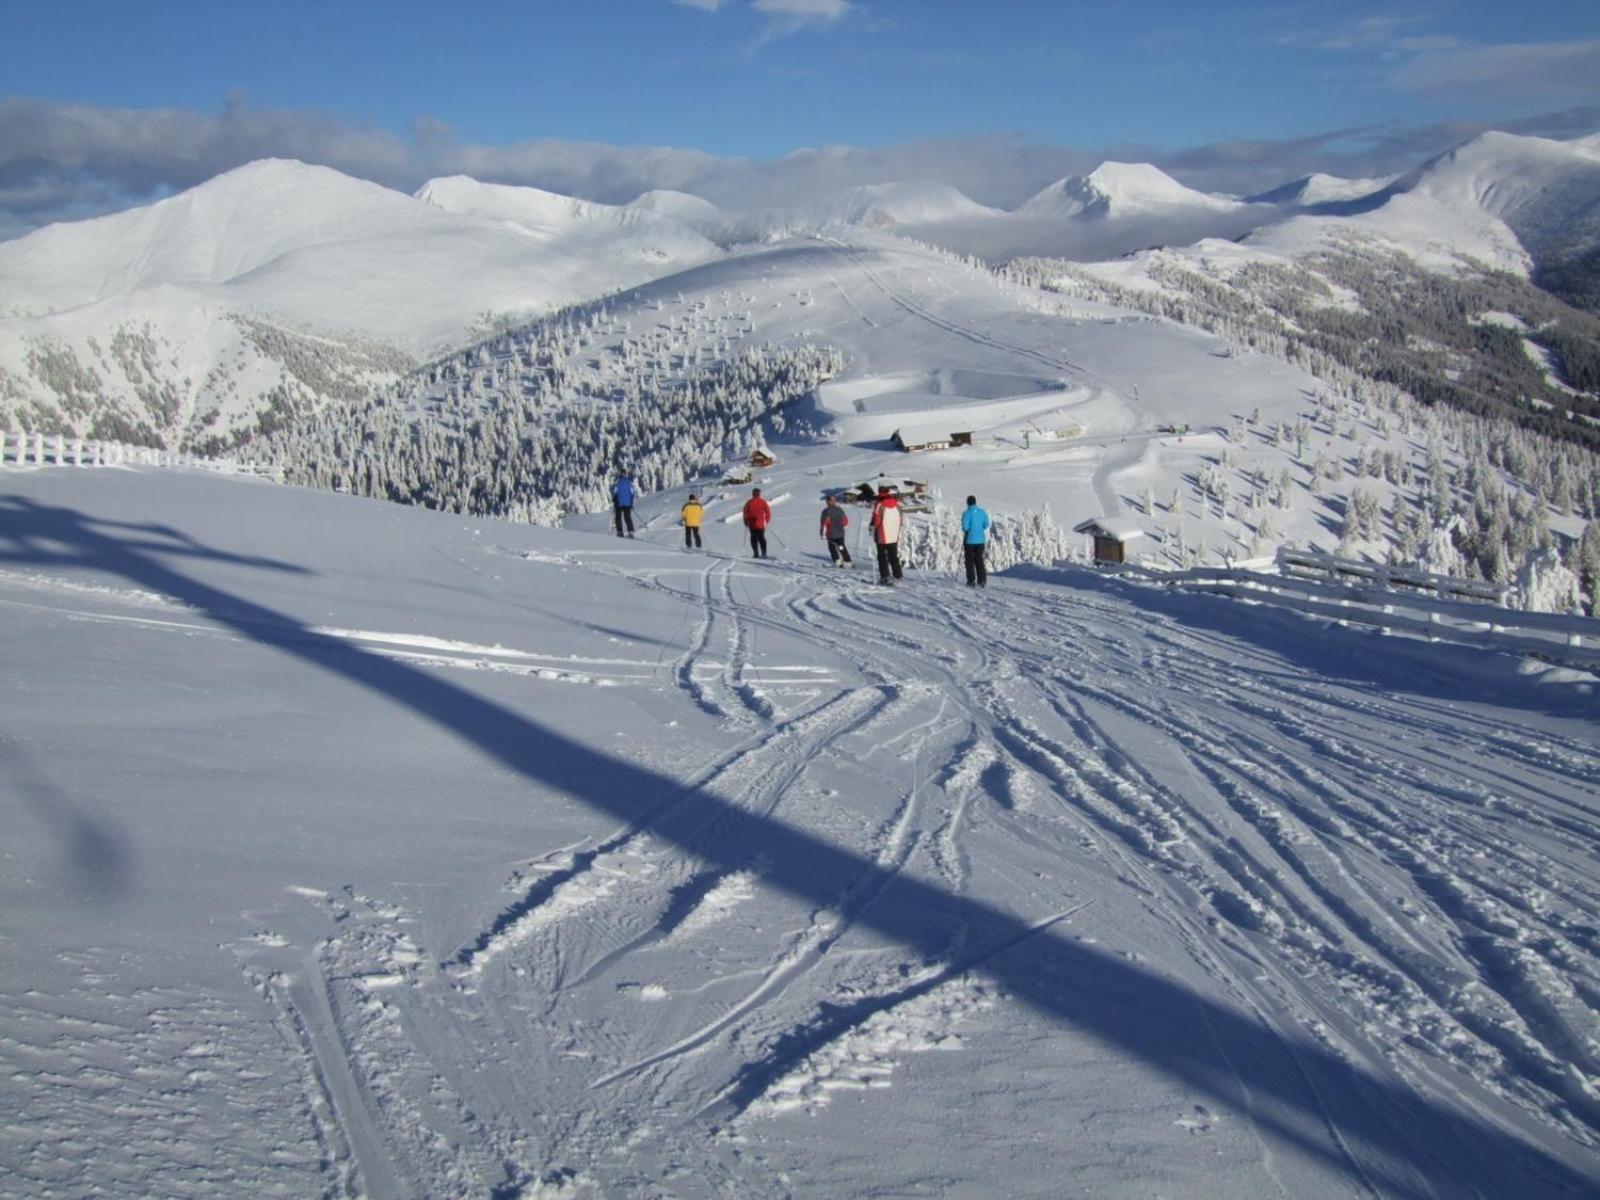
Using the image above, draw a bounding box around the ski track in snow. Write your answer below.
[213,535,1597,1196]
[8,508,1599,1195]
[12,485,1582,1198]
[6,473,1593,1190]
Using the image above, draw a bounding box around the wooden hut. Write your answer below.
[750,448,777,468]
[1073,517,1146,565]
[889,428,960,454]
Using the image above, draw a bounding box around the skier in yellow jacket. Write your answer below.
[681,494,704,550]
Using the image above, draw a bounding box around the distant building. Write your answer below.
[1024,423,1083,445]
[1073,517,1146,565]
[845,477,930,503]
[750,448,777,468]
[892,427,970,452]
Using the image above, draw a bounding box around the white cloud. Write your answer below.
[2,96,1597,240]
[1277,15,1450,52]
[669,0,852,28]
[1317,15,1422,50]
[748,0,853,49]
[668,0,855,49]
[751,0,850,20]
[1276,17,1598,105]
[1394,40,1600,102]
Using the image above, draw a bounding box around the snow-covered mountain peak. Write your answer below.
[413,175,727,257]
[1020,162,1238,220]
[624,188,767,245]
[823,180,1001,228]
[0,157,423,311]
[1247,172,1391,208]
[1383,129,1600,264]
[415,175,609,227]
[1084,161,1215,201]
[0,159,727,444]
[627,189,727,221]
[1396,131,1600,215]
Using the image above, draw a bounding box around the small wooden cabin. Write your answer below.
[1073,517,1146,565]
[750,448,777,468]
[892,428,950,452]
[892,427,970,453]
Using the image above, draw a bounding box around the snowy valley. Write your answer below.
[2,130,1599,610]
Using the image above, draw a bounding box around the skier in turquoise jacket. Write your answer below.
[961,495,990,588]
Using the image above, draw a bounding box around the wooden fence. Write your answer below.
[1104,549,1600,673]
[1276,547,1506,605]
[0,430,280,481]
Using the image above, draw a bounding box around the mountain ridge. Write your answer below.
[4,130,1599,449]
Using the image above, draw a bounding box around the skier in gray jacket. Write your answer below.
[820,496,852,566]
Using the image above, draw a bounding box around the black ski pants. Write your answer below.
[876,541,903,582]
[749,527,768,558]
[964,542,987,586]
[685,526,702,548]
[827,536,852,564]
[614,504,634,536]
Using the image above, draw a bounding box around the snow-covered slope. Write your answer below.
[787,134,1600,275]
[275,225,1596,595]
[416,174,719,258]
[822,180,1004,228]
[418,174,614,226]
[0,160,721,446]
[323,229,1339,550]
[0,160,717,330]
[1250,188,1532,273]
[1388,130,1600,261]
[1243,131,1600,275]
[2,463,1595,1198]
[850,163,1274,262]
[5,133,1596,454]
[0,160,431,313]
[1247,172,1392,207]
[625,188,765,246]
[628,188,728,224]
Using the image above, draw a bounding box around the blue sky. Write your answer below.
[2,0,1598,234]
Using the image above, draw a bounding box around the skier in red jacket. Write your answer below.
[869,486,904,585]
[743,488,772,559]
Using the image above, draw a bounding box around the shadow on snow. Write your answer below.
[1,493,1595,1197]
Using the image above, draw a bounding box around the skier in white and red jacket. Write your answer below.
[869,486,904,585]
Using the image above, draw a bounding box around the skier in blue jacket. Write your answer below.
[961,495,990,588]
[611,472,637,538]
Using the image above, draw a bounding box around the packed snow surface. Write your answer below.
[2,466,1597,1198]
